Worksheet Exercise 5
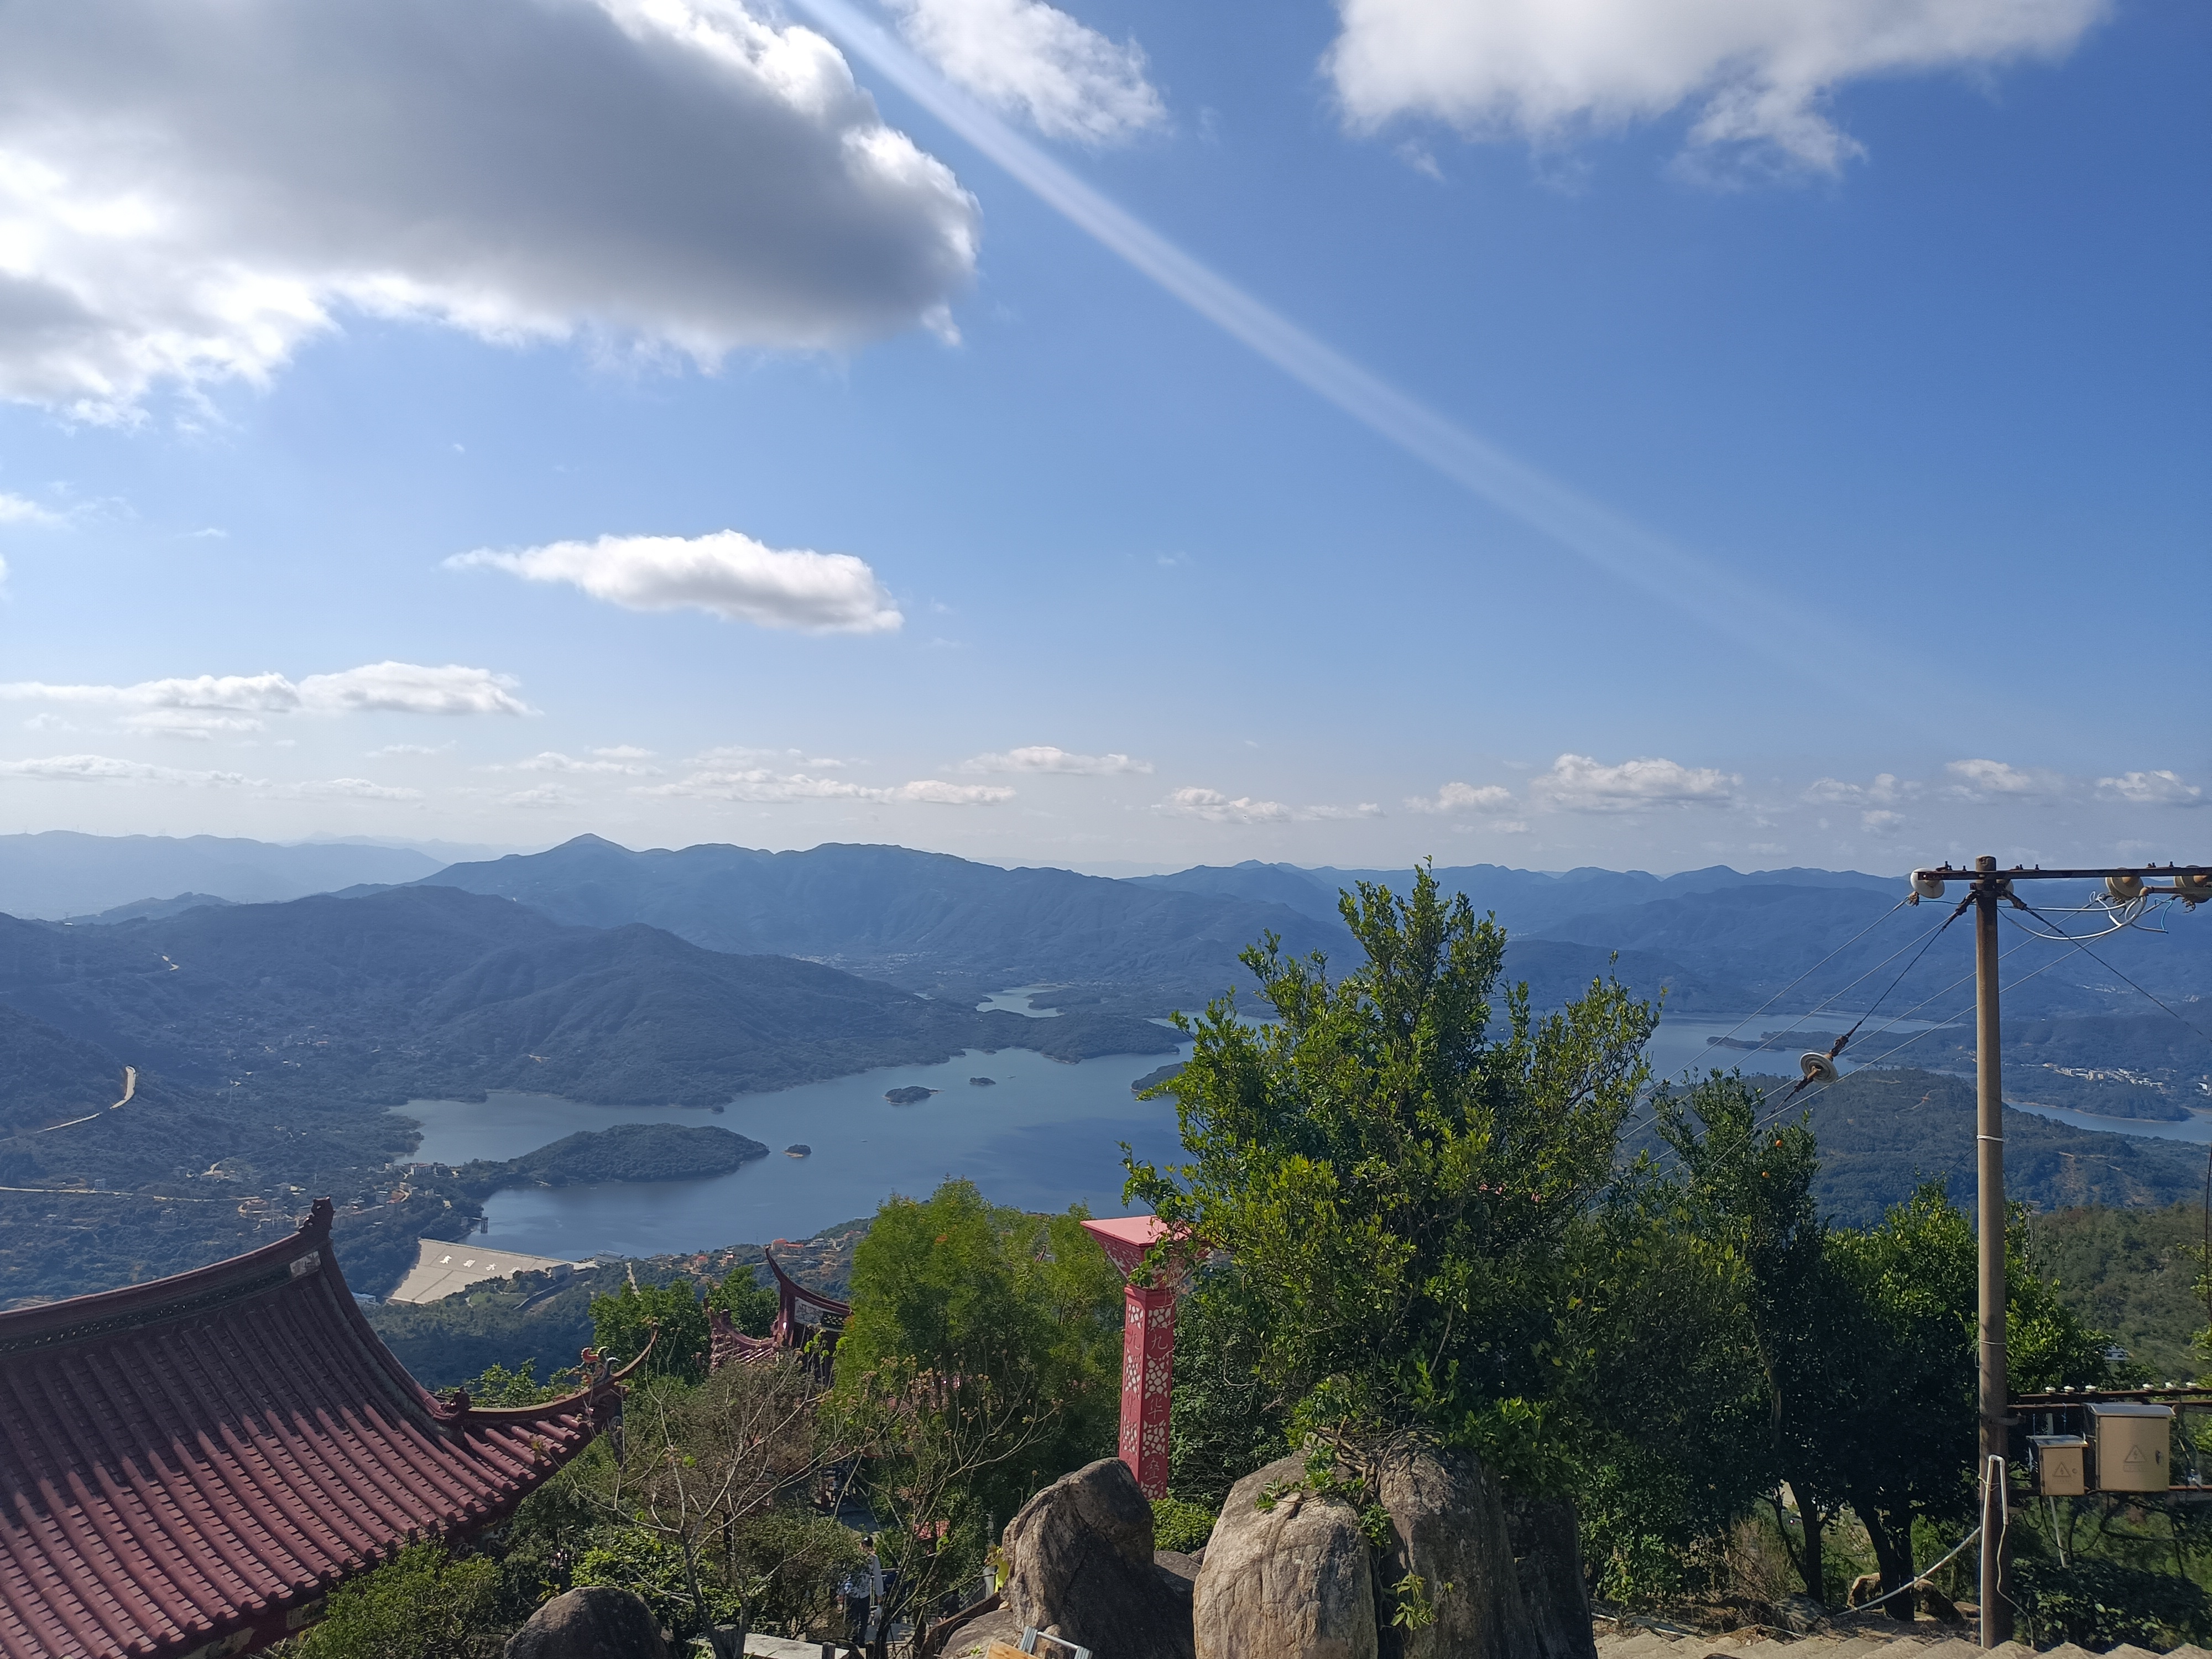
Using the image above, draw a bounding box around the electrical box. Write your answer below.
[2087,1402,2172,1493]
[2029,1434,2086,1496]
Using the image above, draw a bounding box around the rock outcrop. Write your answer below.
[1373,1439,1537,1659]
[1196,1454,1377,1659]
[504,1586,667,1659]
[1002,1456,1195,1659]
[1504,1493,1598,1659]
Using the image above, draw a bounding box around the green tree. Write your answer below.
[836,1178,1123,1619]
[1652,1071,1848,1603]
[286,1541,500,1659]
[709,1264,779,1338]
[1126,865,1655,1463]
[592,1278,711,1383]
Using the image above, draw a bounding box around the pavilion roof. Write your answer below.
[0,1199,621,1659]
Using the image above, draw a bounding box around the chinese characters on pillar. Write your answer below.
[1120,1282,1176,1498]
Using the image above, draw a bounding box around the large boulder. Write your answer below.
[1503,1495,1597,1659]
[505,1586,667,1659]
[1195,1454,1378,1659]
[1002,1457,1195,1659]
[1371,1440,1538,1659]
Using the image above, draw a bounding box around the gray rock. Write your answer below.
[1372,1439,1539,1659]
[1002,1456,1195,1659]
[1504,1494,1597,1659]
[1194,1454,1377,1659]
[505,1587,668,1659]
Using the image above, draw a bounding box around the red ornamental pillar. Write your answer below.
[1120,1282,1176,1498]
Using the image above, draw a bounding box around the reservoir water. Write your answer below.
[395,1009,2194,1261]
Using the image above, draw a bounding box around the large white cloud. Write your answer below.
[884,0,1166,144]
[1530,753,1736,812]
[1945,757,2065,799]
[2095,770,2204,807]
[0,0,982,415]
[452,531,902,634]
[0,662,532,731]
[1324,0,2107,170]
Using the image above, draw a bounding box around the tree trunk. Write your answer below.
[1768,1488,1827,1606]
[1850,1494,1917,1622]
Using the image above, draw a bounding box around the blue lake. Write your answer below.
[397,1010,2180,1261]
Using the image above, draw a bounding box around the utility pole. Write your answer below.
[1909,858,2208,1648]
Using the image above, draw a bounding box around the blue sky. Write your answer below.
[0,0,2202,875]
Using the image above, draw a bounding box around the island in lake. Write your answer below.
[785,1144,811,1158]
[885,1085,937,1105]
[969,1076,996,1087]
[453,1123,768,1196]
[1131,1062,1185,1095]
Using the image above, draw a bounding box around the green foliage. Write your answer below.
[837,1177,1123,1513]
[457,1359,577,1407]
[1128,864,1656,1463]
[2027,1202,2204,1383]
[708,1264,779,1337]
[2013,1556,2210,1648]
[288,1541,502,1659]
[591,1279,710,1383]
[1165,1269,1286,1508]
[573,1527,741,1639]
[366,1270,598,1391]
[1150,1495,1218,1554]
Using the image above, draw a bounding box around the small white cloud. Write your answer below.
[367,740,456,758]
[121,709,267,739]
[504,785,581,809]
[1160,787,1292,825]
[0,752,251,786]
[1324,0,2108,173]
[886,0,1167,144]
[591,744,655,760]
[0,662,528,717]
[1861,808,1907,834]
[0,493,60,525]
[452,530,901,634]
[1804,772,1912,806]
[509,750,657,776]
[2095,769,2204,807]
[644,766,1009,805]
[1406,780,1515,815]
[23,713,72,732]
[293,777,422,801]
[1530,753,1736,812]
[1303,802,1385,820]
[961,744,1152,775]
[1946,758,2065,799]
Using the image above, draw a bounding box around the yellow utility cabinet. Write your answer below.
[2087,1401,2172,1493]
[2028,1434,2086,1496]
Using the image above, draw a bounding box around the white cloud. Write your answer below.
[368,741,456,758]
[0,0,980,416]
[593,744,656,760]
[0,662,530,718]
[452,530,901,634]
[2096,769,2205,807]
[884,0,1166,144]
[645,766,1010,804]
[961,744,1151,775]
[1861,808,1907,834]
[510,750,659,776]
[504,785,582,810]
[0,752,249,786]
[1529,753,1737,812]
[1160,787,1292,825]
[1406,780,1514,815]
[293,777,422,801]
[1804,771,1912,806]
[1945,758,2064,799]
[1324,0,2107,171]
[1303,802,1385,820]
[122,709,267,739]
[0,493,60,525]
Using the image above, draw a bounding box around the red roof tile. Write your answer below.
[0,1200,620,1659]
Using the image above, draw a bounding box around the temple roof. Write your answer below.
[0,1200,621,1659]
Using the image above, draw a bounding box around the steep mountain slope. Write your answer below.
[0,831,445,917]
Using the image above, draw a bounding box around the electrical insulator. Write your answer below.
[1910,870,1945,901]
[1798,1051,1839,1086]
[2105,873,2145,901]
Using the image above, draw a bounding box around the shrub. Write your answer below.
[1151,1495,1218,1554]
[286,1541,501,1659]
[2013,1557,2209,1648]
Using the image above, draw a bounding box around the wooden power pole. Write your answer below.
[1910,858,2208,1648]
